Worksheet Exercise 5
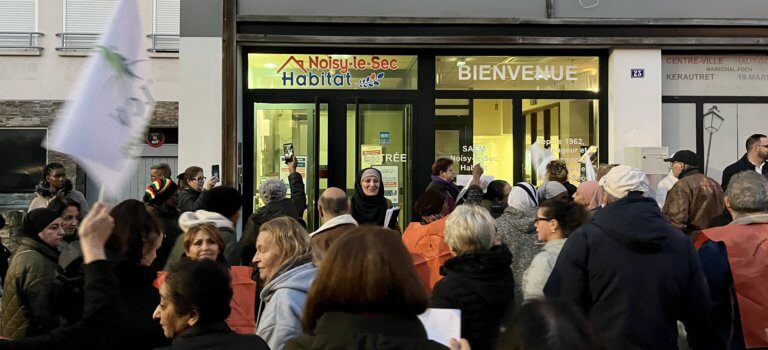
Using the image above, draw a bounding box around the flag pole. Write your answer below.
[98,184,105,203]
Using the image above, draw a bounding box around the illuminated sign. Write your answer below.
[248,54,417,90]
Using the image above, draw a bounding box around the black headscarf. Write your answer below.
[351,168,388,226]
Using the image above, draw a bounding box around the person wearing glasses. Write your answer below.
[522,199,587,300]
[721,133,768,191]
[178,166,218,213]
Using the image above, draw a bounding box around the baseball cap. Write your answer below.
[663,150,699,167]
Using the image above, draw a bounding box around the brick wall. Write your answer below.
[0,100,178,249]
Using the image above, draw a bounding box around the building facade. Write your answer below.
[0,0,180,249]
[178,0,767,230]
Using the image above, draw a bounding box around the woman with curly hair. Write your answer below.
[28,163,89,215]
[546,160,577,200]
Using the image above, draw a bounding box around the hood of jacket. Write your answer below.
[252,198,298,224]
[178,210,234,232]
[591,193,671,253]
[439,245,515,304]
[260,261,317,302]
[18,237,60,262]
[311,214,357,237]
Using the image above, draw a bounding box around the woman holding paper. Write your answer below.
[350,168,399,230]
[285,226,449,350]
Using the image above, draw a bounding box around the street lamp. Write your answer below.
[703,105,725,176]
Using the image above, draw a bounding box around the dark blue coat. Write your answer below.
[544,193,719,350]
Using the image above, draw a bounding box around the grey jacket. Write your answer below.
[495,206,538,305]
[256,262,317,350]
[522,238,566,300]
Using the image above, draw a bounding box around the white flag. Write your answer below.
[46,0,155,197]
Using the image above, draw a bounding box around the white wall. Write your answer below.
[178,37,221,178]
[608,49,662,164]
[0,0,179,102]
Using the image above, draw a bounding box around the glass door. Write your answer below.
[252,102,327,229]
[347,102,412,230]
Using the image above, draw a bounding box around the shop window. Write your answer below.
[0,128,46,193]
[0,0,38,48]
[436,56,599,91]
[523,99,599,186]
[435,99,514,183]
[60,0,118,50]
[247,53,418,90]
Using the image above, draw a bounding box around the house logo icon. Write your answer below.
[277,56,307,73]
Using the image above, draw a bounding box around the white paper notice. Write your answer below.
[456,175,495,189]
[417,308,461,347]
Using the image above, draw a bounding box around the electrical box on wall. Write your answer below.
[624,147,669,175]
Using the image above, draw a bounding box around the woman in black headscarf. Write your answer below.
[350,168,399,230]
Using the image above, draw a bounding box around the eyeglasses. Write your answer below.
[535,217,553,222]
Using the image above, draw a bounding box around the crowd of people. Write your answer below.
[0,134,767,349]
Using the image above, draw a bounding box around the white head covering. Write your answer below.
[599,165,649,199]
[537,181,568,202]
[508,182,538,210]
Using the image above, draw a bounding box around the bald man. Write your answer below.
[310,187,357,263]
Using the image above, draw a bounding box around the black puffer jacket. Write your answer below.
[430,245,515,350]
[544,193,719,350]
[177,188,202,213]
[239,173,307,265]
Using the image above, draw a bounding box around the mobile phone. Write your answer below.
[212,164,220,179]
[283,143,294,164]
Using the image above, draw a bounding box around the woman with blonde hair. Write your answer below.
[253,217,316,350]
[431,205,515,350]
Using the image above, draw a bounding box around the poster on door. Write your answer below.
[361,145,383,169]
[373,165,399,204]
[279,156,307,196]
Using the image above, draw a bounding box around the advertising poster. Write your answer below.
[374,165,399,204]
[361,145,383,169]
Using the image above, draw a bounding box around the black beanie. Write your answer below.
[199,186,242,219]
[22,208,60,239]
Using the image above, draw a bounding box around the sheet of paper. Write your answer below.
[384,206,400,228]
[456,175,495,189]
[417,308,461,347]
